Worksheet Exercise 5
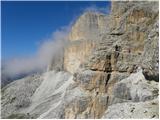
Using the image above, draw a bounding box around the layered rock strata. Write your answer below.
[1,1,159,119]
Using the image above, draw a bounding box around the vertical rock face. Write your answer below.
[64,12,109,73]
[1,1,159,119]
[69,12,109,41]
[64,40,95,74]
[62,1,159,118]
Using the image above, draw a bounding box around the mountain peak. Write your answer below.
[1,1,159,119]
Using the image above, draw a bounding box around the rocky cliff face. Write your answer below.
[1,1,159,119]
[64,12,109,73]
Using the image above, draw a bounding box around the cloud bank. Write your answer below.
[2,26,70,78]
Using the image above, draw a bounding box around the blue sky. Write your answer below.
[2,1,111,59]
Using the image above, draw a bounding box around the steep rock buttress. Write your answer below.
[1,1,159,119]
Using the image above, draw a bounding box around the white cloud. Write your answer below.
[83,4,110,14]
[3,26,70,77]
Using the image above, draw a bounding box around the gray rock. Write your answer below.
[1,74,43,118]
[113,69,158,102]
[102,98,159,119]
[1,1,159,119]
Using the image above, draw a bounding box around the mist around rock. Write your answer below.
[1,27,70,85]
[1,1,159,119]
[1,5,108,86]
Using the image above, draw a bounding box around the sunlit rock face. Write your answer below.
[64,12,109,73]
[64,40,95,74]
[1,1,159,119]
[69,12,109,41]
[63,1,159,118]
[110,1,159,78]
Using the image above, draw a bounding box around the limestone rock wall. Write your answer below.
[69,12,109,41]
[64,12,109,73]
[62,1,159,118]
[1,1,159,119]
[64,40,95,74]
